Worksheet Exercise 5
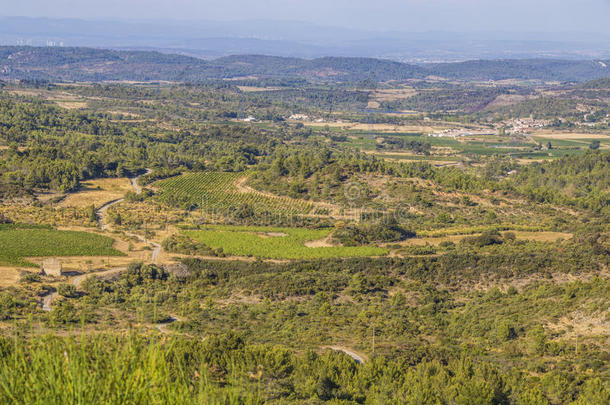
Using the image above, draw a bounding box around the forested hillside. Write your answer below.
[1,46,609,83]
[426,59,610,82]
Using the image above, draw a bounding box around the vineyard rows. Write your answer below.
[184,226,388,260]
[156,172,314,215]
[0,225,124,267]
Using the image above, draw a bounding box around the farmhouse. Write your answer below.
[41,258,63,277]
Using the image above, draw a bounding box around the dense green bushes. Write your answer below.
[332,219,415,246]
[511,151,610,213]
[0,332,607,404]
[162,234,217,256]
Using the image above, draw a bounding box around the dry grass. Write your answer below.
[7,89,89,110]
[512,231,572,242]
[0,268,36,287]
[547,310,610,342]
[517,158,549,164]
[301,121,453,133]
[393,231,572,247]
[237,86,281,92]
[392,235,471,247]
[24,255,134,272]
[21,228,158,272]
[59,178,132,208]
[486,94,529,109]
[366,88,417,109]
[0,204,92,228]
[55,100,88,109]
[371,88,418,101]
[531,130,610,140]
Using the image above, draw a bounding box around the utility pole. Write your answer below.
[372,325,375,355]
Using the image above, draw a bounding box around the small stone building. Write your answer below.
[41,258,63,277]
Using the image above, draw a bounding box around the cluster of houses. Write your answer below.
[504,118,549,134]
[428,129,495,138]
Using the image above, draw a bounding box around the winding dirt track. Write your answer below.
[96,169,160,262]
[42,266,127,312]
[41,291,57,312]
[96,198,123,230]
[42,169,157,311]
[325,346,367,364]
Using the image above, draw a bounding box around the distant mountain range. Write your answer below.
[1,16,610,62]
[1,46,608,84]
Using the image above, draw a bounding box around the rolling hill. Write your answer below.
[1,46,608,83]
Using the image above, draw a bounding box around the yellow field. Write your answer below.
[512,231,572,242]
[301,121,455,133]
[7,89,89,110]
[54,100,88,109]
[531,130,610,140]
[0,268,37,287]
[59,178,132,208]
[366,88,418,109]
[237,86,281,92]
[371,88,418,101]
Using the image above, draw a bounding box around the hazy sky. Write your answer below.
[4,0,610,34]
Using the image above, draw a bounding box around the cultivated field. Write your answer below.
[531,130,610,150]
[301,121,456,133]
[0,224,124,267]
[156,172,315,215]
[183,225,388,259]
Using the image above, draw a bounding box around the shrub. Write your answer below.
[461,230,505,247]
[57,283,78,298]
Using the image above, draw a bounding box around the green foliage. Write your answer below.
[49,299,78,324]
[0,50,609,405]
[332,219,415,246]
[162,234,217,256]
[0,332,607,404]
[184,225,387,259]
[460,230,506,247]
[156,171,313,214]
[511,151,610,213]
[57,283,78,298]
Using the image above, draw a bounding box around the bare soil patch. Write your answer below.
[304,235,335,248]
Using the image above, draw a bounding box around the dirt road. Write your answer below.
[41,266,127,312]
[325,346,367,364]
[96,169,161,262]
[43,169,157,311]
